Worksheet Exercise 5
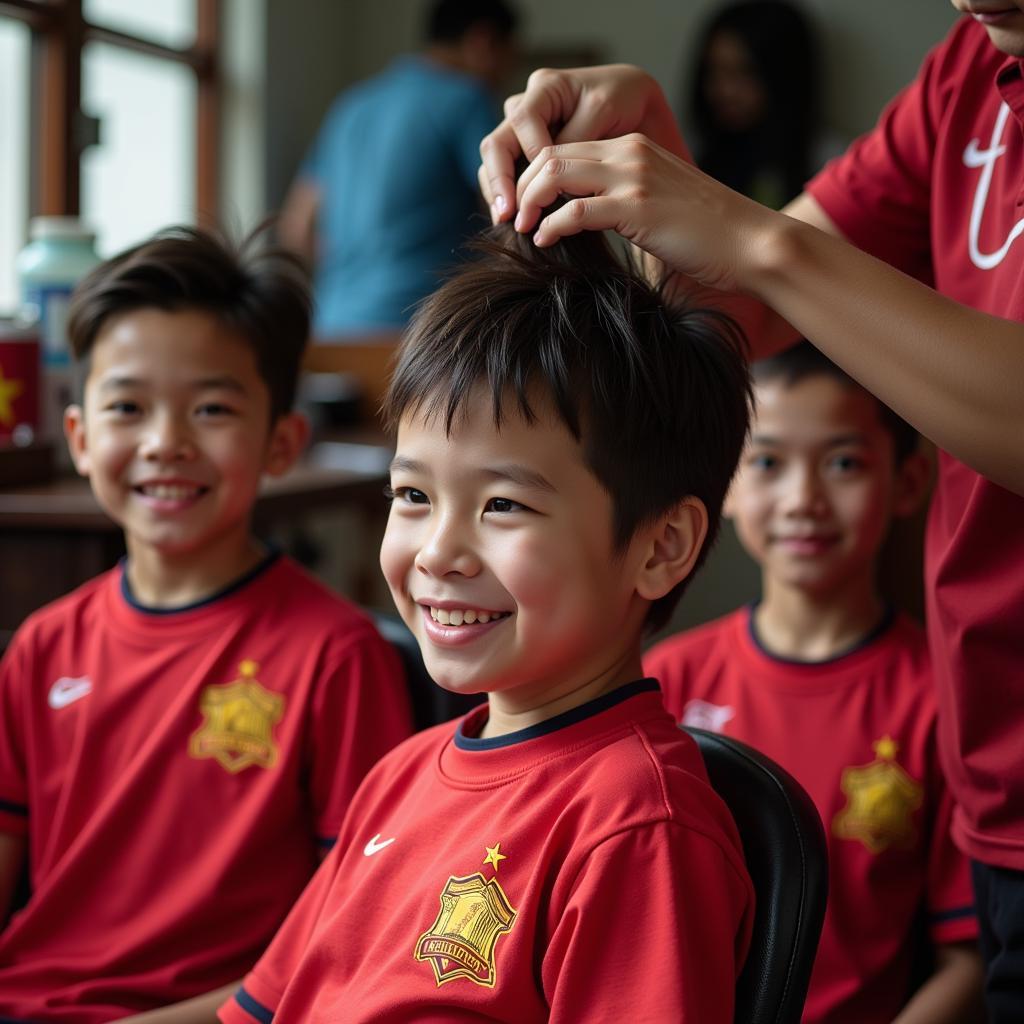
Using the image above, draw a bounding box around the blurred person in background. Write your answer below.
[279,0,519,342]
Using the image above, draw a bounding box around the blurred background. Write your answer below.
[0,0,956,643]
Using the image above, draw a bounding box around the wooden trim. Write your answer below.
[0,0,57,28]
[37,0,83,215]
[84,23,205,66]
[195,0,220,223]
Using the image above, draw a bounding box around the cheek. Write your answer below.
[379,514,414,591]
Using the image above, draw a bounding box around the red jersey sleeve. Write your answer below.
[806,28,954,281]
[925,770,979,945]
[306,624,411,846]
[542,821,753,1023]
[0,632,30,837]
[218,839,344,1023]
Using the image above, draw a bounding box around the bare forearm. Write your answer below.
[739,212,1024,494]
[116,982,237,1024]
[890,944,985,1024]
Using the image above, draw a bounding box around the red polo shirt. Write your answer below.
[807,15,1024,870]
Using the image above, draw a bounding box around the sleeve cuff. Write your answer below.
[929,904,979,944]
[0,797,29,837]
[218,985,274,1024]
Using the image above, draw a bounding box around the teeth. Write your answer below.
[428,607,504,626]
[140,484,200,500]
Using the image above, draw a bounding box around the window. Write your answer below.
[0,0,219,309]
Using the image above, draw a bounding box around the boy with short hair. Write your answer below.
[0,227,412,1022]
[218,226,756,1022]
[646,341,983,1024]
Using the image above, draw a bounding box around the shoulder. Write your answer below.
[6,570,115,653]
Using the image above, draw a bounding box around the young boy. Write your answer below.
[645,341,982,1024]
[218,226,755,1022]
[0,228,412,1022]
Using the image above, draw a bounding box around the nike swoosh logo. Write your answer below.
[48,676,93,710]
[363,833,395,856]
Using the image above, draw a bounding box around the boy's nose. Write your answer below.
[414,516,481,578]
[782,467,828,517]
[140,415,197,462]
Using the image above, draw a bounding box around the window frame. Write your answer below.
[0,0,219,220]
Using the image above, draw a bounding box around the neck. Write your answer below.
[125,533,267,609]
[755,571,886,662]
[480,646,644,740]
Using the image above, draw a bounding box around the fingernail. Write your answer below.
[514,211,524,231]
[490,203,500,225]
[533,230,543,246]
[496,195,507,215]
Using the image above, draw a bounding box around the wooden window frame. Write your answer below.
[0,0,219,220]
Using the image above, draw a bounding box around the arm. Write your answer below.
[0,830,26,927]
[510,135,1024,495]
[891,942,986,1024]
[277,177,321,269]
[116,983,239,1024]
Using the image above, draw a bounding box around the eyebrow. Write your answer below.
[389,455,557,493]
[97,375,248,394]
[750,433,869,447]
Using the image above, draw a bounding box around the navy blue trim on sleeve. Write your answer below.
[235,986,274,1023]
[0,797,28,818]
[316,835,337,850]
[930,904,976,923]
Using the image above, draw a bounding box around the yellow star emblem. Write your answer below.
[873,735,899,760]
[0,366,24,428]
[483,842,507,872]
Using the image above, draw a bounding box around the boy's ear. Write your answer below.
[635,497,709,602]
[63,405,91,478]
[892,447,933,519]
[263,412,310,478]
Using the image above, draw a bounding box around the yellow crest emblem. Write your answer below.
[414,872,517,988]
[188,660,284,773]
[833,735,923,853]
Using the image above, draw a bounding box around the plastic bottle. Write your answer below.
[16,216,100,366]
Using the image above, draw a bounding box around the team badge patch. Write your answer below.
[188,660,284,773]
[833,735,922,853]
[414,872,517,988]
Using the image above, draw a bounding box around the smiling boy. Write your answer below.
[646,342,982,1024]
[218,227,755,1023]
[0,228,411,1022]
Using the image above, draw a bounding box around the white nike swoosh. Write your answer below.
[363,833,395,856]
[48,676,93,710]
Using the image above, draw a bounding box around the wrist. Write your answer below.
[736,208,812,301]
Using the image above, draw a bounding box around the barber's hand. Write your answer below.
[514,134,777,295]
[478,64,689,224]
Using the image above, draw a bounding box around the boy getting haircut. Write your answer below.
[646,339,982,1024]
[219,226,755,1023]
[0,226,412,1022]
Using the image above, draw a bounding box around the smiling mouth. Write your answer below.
[134,483,208,501]
[428,606,512,626]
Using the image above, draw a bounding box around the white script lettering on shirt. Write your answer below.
[363,833,396,857]
[47,676,94,710]
[963,102,1024,269]
[681,699,736,733]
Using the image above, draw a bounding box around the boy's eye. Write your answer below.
[828,454,863,473]
[749,453,778,471]
[105,400,141,416]
[385,485,430,505]
[484,496,526,514]
[195,403,235,417]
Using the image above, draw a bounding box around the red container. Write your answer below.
[0,322,41,445]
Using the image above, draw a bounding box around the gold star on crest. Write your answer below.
[483,843,507,872]
[239,659,259,678]
[873,735,899,760]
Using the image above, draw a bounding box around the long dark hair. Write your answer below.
[690,0,820,206]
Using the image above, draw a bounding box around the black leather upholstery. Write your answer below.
[684,727,829,1024]
[370,611,483,730]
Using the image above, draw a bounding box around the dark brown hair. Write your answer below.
[67,225,311,420]
[752,340,919,462]
[384,226,752,631]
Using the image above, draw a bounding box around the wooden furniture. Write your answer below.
[0,454,391,648]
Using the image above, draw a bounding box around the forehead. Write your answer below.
[394,391,589,483]
[86,307,261,388]
[751,374,889,442]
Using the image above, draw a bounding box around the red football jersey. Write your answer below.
[807,16,1024,869]
[645,609,977,1024]
[218,682,754,1024]
[0,556,412,1022]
